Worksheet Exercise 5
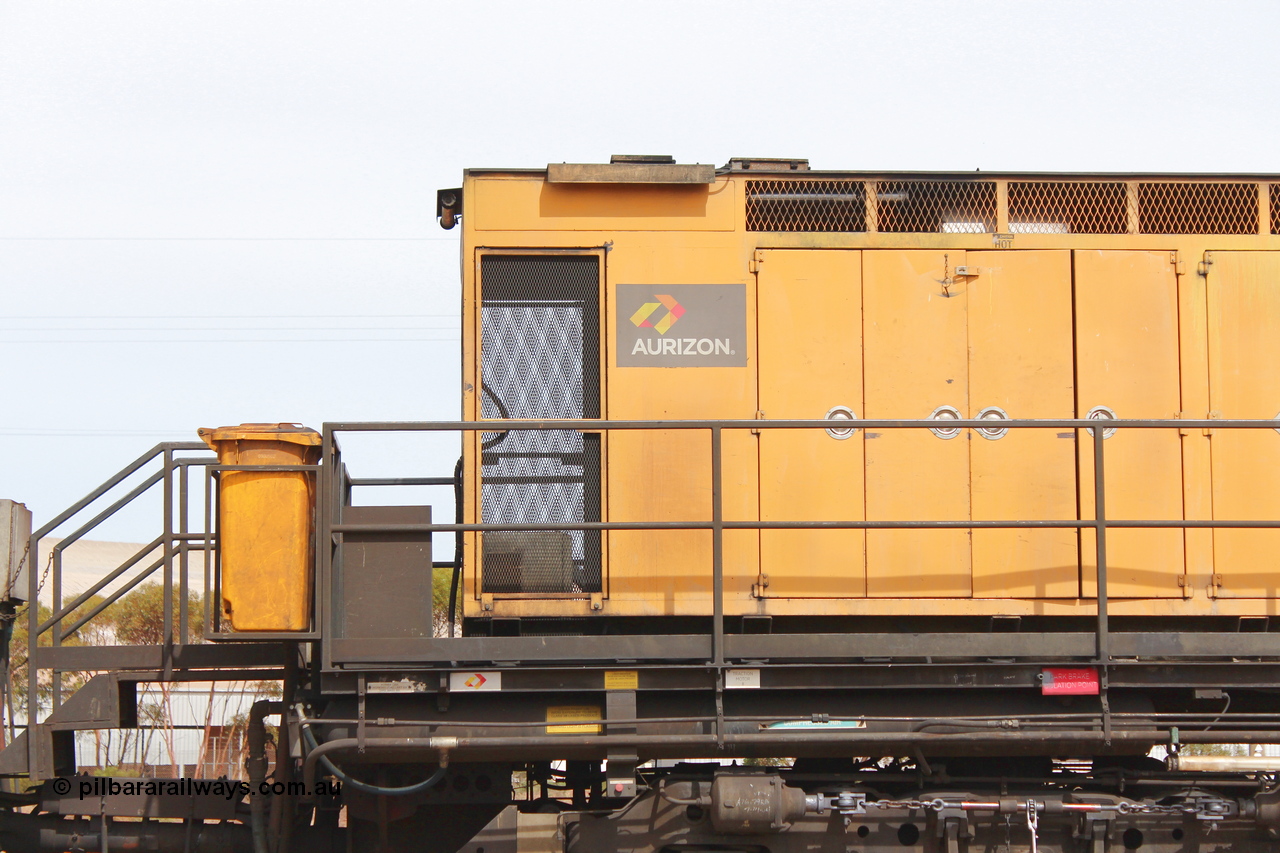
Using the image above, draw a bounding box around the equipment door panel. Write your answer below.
[477,254,604,598]
[757,250,865,597]
[863,250,971,597]
[1075,251,1185,598]
[967,250,1078,598]
[1207,251,1280,597]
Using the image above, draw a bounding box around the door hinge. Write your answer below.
[1209,573,1224,597]
[751,410,765,435]
[1176,575,1193,599]
[1177,411,1192,436]
[1205,410,1221,437]
[1198,252,1214,277]
[1169,251,1185,276]
[752,574,770,598]
[749,249,765,273]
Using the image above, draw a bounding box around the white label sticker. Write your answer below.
[725,668,761,689]
[367,679,425,694]
[449,671,502,691]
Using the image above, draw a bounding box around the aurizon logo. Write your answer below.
[627,292,733,358]
[464,673,488,689]
[629,294,685,335]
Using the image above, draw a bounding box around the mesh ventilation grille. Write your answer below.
[746,180,866,232]
[1138,182,1258,234]
[1007,182,1128,234]
[876,181,997,233]
[741,177,1274,235]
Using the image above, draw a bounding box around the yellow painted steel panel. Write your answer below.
[863,251,970,597]
[1075,251,1185,598]
[757,250,865,598]
[471,178,736,232]
[967,251,1078,598]
[1208,252,1280,597]
[605,247,759,613]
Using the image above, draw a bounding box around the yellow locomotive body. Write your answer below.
[456,158,1280,622]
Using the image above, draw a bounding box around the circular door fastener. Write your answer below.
[975,406,1009,440]
[1086,405,1118,439]
[825,405,858,440]
[929,405,963,439]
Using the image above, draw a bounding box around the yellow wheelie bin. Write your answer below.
[198,423,322,632]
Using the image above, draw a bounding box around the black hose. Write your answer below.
[452,383,511,636]
[247,700,283,853]
[448,456,463,637]
[479,382,511,450]
[299,710,446,797]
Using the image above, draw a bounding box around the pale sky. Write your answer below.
[2,0,1278,544]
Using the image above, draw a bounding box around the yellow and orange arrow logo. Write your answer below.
[629,294,685,335]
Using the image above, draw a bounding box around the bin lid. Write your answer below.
[198,423,323,451]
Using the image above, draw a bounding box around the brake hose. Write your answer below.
[298,708,447,797]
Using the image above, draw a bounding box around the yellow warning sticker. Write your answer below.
[604,670,639,691]
[546,705,601,734]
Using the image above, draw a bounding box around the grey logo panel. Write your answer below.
[616,284,747,367]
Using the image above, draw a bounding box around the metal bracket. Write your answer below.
[481,593,494,612]
[357,674,367,754]
[437,672,450,713]
[590,593,604,611]
[936,805,973,853]
[749,249,765,273]
[953,265,980,277]
[1169,251,1185,275]
[752,574,770,598]
[1099,669,1112,747]
[606,689,639,798]
[1210,573,1224,597]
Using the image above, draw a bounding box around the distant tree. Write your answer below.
[113,582,203,646]
[433,568,458,637]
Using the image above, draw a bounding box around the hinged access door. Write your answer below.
[1075,251,1186,598]
[757,250,865,597]
[863,250,973,597]
[1207,251,1280,597]
[863,250,1078,599]
[477,253,604,598]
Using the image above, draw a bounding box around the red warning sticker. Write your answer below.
[1041,667,1100,695]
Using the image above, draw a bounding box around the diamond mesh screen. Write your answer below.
[1272,186,1279,234]
[876,180,997,233]
[745,180,866,232]
[1007,181,1128,234]
[1138,182,1258,234]
[480,256,602,594]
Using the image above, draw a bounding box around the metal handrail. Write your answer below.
[321,417,1280,672]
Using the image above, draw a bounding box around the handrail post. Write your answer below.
[26,530,39,778]
[1092,424,1109,664]
[318,427,334,655]
[51,543,61,711]
[162,449,175,683]
[179,459,189,642]
[711,426,724,667]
